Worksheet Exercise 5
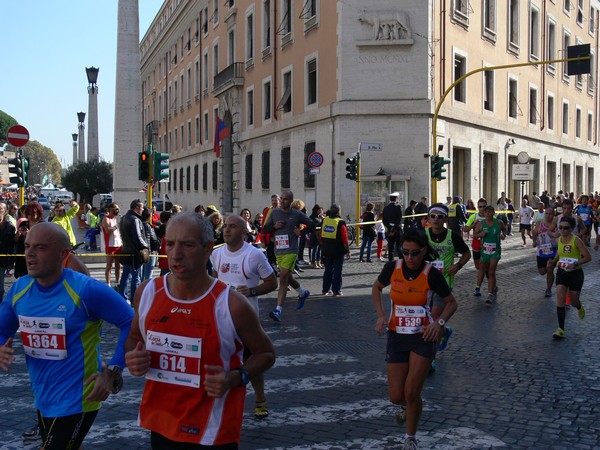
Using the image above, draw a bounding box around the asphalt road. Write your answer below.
[1,233,599,449]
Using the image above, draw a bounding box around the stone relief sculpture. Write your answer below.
[358,10,412,41]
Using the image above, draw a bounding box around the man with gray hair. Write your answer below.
[320,204,350,296]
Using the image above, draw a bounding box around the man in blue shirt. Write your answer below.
[0,222,133,450]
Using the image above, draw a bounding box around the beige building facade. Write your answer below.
[140,0,600,216]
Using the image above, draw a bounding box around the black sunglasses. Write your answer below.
[429,214,445,219]
[400,248,424,257]
[558,226,571,230]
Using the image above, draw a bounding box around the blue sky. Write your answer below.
[0,1,164,166]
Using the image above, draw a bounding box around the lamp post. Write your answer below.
[72,133,79,166]
[77,112,86,162]
[86,67,100,161]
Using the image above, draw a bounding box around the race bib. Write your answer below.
[146,330,202,388]
[539,243,554,256]
[432,260,444,272]
[394,305,429,334]
[19,316,67,360]
[483,242,497,255]
[558,257,578,271]
[580,213,589,222]
[275,234,290,249]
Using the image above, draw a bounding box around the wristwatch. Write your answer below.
[236,367,250,387]
[107,365,123,394]
[437,318,446,327]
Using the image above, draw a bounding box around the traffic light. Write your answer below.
[138,151,151,181]
[8,155,24,186]
[23,157,29,188]
[345,154,360,181]
[431,155,451,181]
[153,152,170,181]
[567,43,591,76]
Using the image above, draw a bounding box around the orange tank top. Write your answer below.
[387,260,433,334]
[137,277,245,445]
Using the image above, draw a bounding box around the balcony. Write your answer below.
[213,62,244,96]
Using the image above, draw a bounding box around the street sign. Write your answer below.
[308,151,324,168]
[7,125,29,147]
[309,167,320,175]
[359,142,383,151]
[512,164,534,180]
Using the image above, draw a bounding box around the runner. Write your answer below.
[372,228,458,450]
[574,195,592,246]
[263,191,314,321]
[462,198,487,296]
[532,206,558,297]
[424,203,470,367]
[212,214,277,419]
[472,205,507,304]
[517,198,535,248]
[546,216,591,339]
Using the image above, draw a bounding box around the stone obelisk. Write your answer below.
[112,0,142,207]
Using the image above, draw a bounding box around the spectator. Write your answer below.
[320,204,350,296]
[119,199,149,303]
[359,202,376,262]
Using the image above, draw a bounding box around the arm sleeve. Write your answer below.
[0,291,19,345]
[340,224,349,246]
[427,266,452,298]
[81,280,134,368]
[263,209,275,233]
[377,261,396,286]
[66,204,79,219]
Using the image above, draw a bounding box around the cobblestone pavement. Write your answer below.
[1,234,599,449]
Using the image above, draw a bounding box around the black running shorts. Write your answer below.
[385,330,437,363]
[38,410,98,450]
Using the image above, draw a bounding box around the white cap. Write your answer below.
[390,192,400,197]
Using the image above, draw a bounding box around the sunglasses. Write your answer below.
[558,226,571,230]
[477,205,486,208]
[55,209,65,213]
[400,248,424,257]
[429,214,445,219]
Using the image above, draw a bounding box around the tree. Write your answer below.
[0,111,18,146]
[4,140,63,186]
[62,159,113,205]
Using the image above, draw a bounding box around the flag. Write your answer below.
[213,116,231,158]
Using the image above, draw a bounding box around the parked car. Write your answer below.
[37,197,51,210]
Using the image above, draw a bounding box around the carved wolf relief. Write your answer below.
[358,10,412,41]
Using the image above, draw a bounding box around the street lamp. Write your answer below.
[86,67,99,91]
[77,112,86,162]
[72,133,78,165]
[85,67,100,161]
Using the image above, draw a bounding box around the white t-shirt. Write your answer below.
[518,206,535,225]
[212,242,273,312]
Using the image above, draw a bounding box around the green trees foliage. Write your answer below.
[62,159,113,205]
[0,111,18,146]
[12,140,63,186]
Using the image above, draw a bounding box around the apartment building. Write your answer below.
[140,0,600,216]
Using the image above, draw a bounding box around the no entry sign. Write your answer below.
[7,125,29,147]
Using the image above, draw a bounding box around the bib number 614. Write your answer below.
[159,354,187,372]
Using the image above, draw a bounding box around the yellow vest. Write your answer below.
[321,217,342,240]
[448,203,459,218]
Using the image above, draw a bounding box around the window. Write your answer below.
[181,125,184,150]
[509,78,518,119]
[562,30,571,80]
[213,0,219,24]
[173,80,178,111]
[587,112,593,141]
[575,107,582,138]
[529,6,540,60]
[577,0,584,25]
[281,0,292,35]
[196,117,200,144]
[194,164,199,190]
[263,79,272,120]
[509,0,519,51]
[590,6,596,35]
[304,142,316,188]
[281,146,290,188]
[263,0,272,50]
[454,53,467,103]
[453,0,469,25]
[245,154,253,189]
[180,74,184,109]
[174,128,178,151]
[204,112,209,143]
[203,163,208,190]
[195,61,200,97]
[529,87,538,125]
[212,161,218,190]
[306,58,317,106]
[547,94,555,130]
[547,19,556,74]
[203,7,209,35]
[173,168,177,191]
[187,121,192,147]
[484,70,494,111]
[187,68,192,103]
[483,0,496,38]
[247,88,254,127]
[562,101,569,135]
[588,53,596,94]
[278,70,292,112]
[179,167,183,191]
[575,39,584,88]
[228,29,235,66]
[213,43,219,79]
[246,12,254,61]
[186,166,191,191]
[202,51,209,92]
[261,151,270,189]
[563,0,570,14]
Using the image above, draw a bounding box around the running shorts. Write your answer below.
[556,268,584,291]
[385,330,436,363]
[39,410,98,450]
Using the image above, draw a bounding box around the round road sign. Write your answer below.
[6,125,29,147]
[308,151,324,168]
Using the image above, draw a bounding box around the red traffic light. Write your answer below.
[140,152,149,161]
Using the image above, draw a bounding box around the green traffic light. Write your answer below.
[153,152,170,181]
